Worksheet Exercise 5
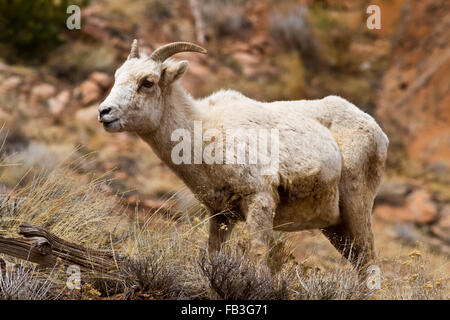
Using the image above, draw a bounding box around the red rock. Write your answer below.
[185,60,210,79]
[142,199,167,210]
[430,205,450,242]
[374,188,437,223]
[29,83,56,106]
[374,204,413,223]
[48,90,71,115]
[375,0,450,166]
[406,189,437,223]
[233,52,260,76]
[75,105,99,122]
[89,72,112,89]
[104,162,116,170]
[375,180,411,206]
[181,60,210,94]
[80,79,102,105]
[125,195,139,205]
[0,76,21,95]
[115,171,128,180]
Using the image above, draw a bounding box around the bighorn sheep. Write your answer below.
[98,40,389,271]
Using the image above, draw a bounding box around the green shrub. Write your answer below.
[0,0,89,63]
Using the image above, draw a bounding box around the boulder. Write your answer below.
[29,83,56,106]
[406,189,437,223]
[430,205,450,243]
[0,76,21,95]
[374,188,437,223]
[233,52,260,76]
[375,180,412,206]
[80,79,102,105]
[89,72,112,89]
[48,90,71,115]
[374,204,414,223]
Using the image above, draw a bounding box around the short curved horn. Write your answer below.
[150,42,207,62]
[128,39,140,59]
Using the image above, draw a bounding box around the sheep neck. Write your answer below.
[137,82,207,187]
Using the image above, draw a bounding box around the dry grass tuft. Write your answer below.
[375,248,449,300]
[198,249,290,300]
[0,157,124,248]
[0,265,59,300]
[292,264,373,300]
[120,254,184,299]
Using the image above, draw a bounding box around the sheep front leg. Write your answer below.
[208,213,235,256]
[242,192,276,266]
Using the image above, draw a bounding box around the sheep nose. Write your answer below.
[98,106,112,121]
[99,107,111,117]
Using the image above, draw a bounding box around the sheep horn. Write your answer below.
[150,42,207,62]
[128,39,140,59]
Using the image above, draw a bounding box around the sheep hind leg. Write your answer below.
[321,188,377,274]
[241,192,277,268]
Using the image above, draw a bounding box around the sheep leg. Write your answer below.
[208,213,235,256]
[242,192,276,265]
[321,189,377,272]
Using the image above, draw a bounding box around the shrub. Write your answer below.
[0,0,89,63]
[120,254,185,299]
[198,249,290,300]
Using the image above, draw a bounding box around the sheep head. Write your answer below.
[98,40,207,133]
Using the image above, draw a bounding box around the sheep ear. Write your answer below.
[159,61,188,86]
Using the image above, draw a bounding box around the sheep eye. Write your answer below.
[141,79,154,88]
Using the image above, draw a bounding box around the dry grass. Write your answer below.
[0,143,448,300]
[292,262,373,300]
[0,265,59,300]
[120,254,185,299]
[0,163,124,248]
[199,249,290,300]
[374,247,448,300]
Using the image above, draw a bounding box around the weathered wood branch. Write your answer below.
[0,223,125,274]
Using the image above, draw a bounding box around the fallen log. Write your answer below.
[0,223,125,274]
